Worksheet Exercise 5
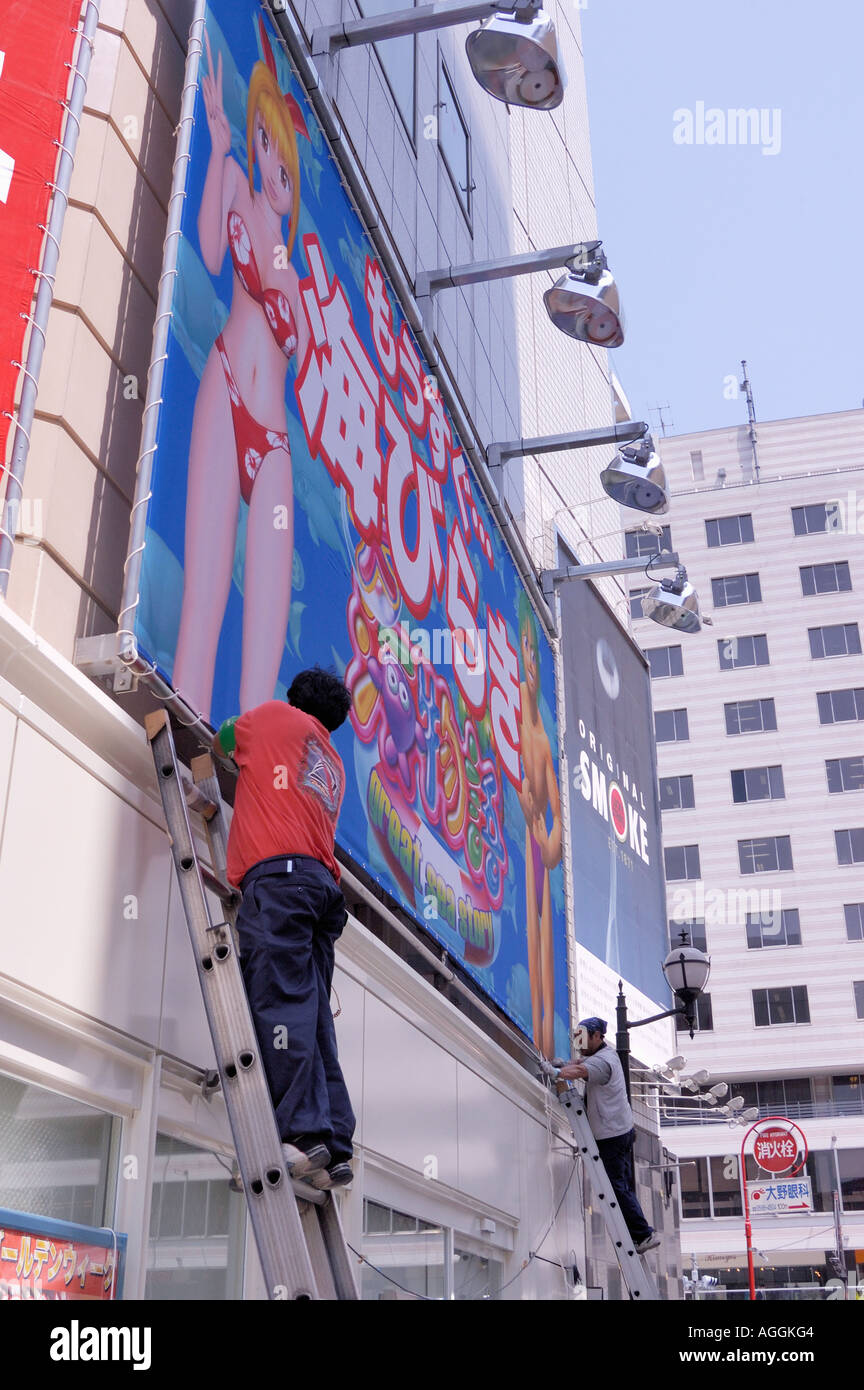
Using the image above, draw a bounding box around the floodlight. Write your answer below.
[642,565,702,634]
[543,245,624,347]
[600,436,668,513]
[466,6,565,110]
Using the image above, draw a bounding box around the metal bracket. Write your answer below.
[73,633,139,693]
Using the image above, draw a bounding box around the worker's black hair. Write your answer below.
[287,666,352,732]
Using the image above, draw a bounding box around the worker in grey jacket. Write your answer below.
[558,1017,660,1254]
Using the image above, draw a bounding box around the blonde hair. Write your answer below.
[246,61,300,256]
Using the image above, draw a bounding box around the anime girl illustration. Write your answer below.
[173,21,310,721]
[515,591,562,1058]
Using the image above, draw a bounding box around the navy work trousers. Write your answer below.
[236,855,355,1164]
[595,1128,653,1243]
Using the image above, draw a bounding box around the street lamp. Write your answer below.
[614,931,711,1101]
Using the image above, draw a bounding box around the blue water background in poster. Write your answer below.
[133,0,569,1053]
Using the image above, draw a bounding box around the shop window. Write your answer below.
[454,1247,502,1299]
[679,1156,710,1218]
[837,1148,864,1211]
[709,1155,742,1217]
[0,1071,118,1229]
[145,1133,246,1300]
[360,1199,446,1299]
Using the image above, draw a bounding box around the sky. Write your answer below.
[579,0,864,439]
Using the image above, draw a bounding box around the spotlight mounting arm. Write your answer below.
[312,0,541,57]
[541,551,680,599]
[415,241,608,333]
[487,421,648,476]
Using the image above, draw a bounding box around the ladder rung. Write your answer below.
[200,863,239,905]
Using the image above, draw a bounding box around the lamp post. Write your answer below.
[614,932,711,1102]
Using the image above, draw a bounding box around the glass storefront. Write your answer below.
[145,1133,246,1300]
[360,1199,502,1300]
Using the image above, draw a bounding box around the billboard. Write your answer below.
[559,579,668,1008]
[128,0,569,1055]
[0,1208,126,1299]
[0,2,81,465]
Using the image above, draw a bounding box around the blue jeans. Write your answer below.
[236,855,355,1164]
[596,1128,653,1243]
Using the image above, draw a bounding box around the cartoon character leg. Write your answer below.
[241,444,293,711]
[174,347,241,721]
[525,826,542,1048]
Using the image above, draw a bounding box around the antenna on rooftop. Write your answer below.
[649,403,673,438]
[739,360,760,481]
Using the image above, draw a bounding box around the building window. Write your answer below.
[647,645,683,679]
[746,907,801,948]
[826,757,864,794]
[800,561,852,596]
[753,985,810,1026]
[675,992,713,1031]
[659,774,695,810]
[818,688,864,724]
[809,623,862,659]
[625,525,672,559]
[679,1156,711,1217]
[146,1133,247,1300]
[731,764,785,802]
[669,918,707,952]
[837,1148,864,1211]
[711,573,762,607]
[709,1155,742,1217]
[836,828,864,865]
[664,844,700,880]
[738,835,793,874]
[361,1200,446,1299]
[454,1247,502,1300]
[437,56,471,220]
[791,502,841,535]
[358,0,416,138]
[705,514,754,547]
[718,634,769,670]
[629,587,650,620]
[728,1077,812,1115]
[689,450,704,481]
[655,708,689,742]
[844,903,864,940]
[724,698,777,735]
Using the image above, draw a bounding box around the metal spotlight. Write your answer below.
[600,435,668,513]
[641,566,702,634]
[543,243,624,347]
[466,6,565,110]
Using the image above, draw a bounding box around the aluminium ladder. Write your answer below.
[554,1081,659,1301]
[145,711,358,1300]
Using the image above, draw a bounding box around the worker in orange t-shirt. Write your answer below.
[215,667,355,1190]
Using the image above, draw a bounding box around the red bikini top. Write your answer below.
[227,210,297,356]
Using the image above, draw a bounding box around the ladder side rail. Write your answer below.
[147,713,320,1299]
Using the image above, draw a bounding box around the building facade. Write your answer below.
[0,0,678,1299]
[628,408,864,1296]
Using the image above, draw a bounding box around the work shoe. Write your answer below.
[309,1161,353,1190]
[635,1234,661,1254]
[282,1141,331,1177]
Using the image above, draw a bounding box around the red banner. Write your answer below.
[0,1216,123,1300]
[0,2,82,469]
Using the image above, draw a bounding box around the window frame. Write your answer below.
[826,756,864,794]
[647,645,683,679]
[658,773,695,810]
[809,623,862,660]
[730,764,785,803]
[800,560,852,597]
[717,633,770,670]
[818,688,864,725]
[752,984,811,1027]
[745,907,802,949]
[625,525,672,560]
[738,835,794,874]
[844,903,864,941]
[664,843,701,880]
[705,513,754,548]
[435,50,473,226]
[836,828,864,865]
[711,573,762,607]
[724,697,777,735]
[655,708,689,743]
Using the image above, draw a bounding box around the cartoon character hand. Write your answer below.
[203,33,232,158]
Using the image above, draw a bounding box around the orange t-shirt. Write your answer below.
[225,701,345,887]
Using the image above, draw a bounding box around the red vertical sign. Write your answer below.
[0,2,82,469]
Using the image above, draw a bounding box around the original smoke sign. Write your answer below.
[559,579,667,1001]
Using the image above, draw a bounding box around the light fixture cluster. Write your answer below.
[643,1056,759,1127]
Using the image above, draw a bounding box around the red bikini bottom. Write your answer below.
[216,333,291,505]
